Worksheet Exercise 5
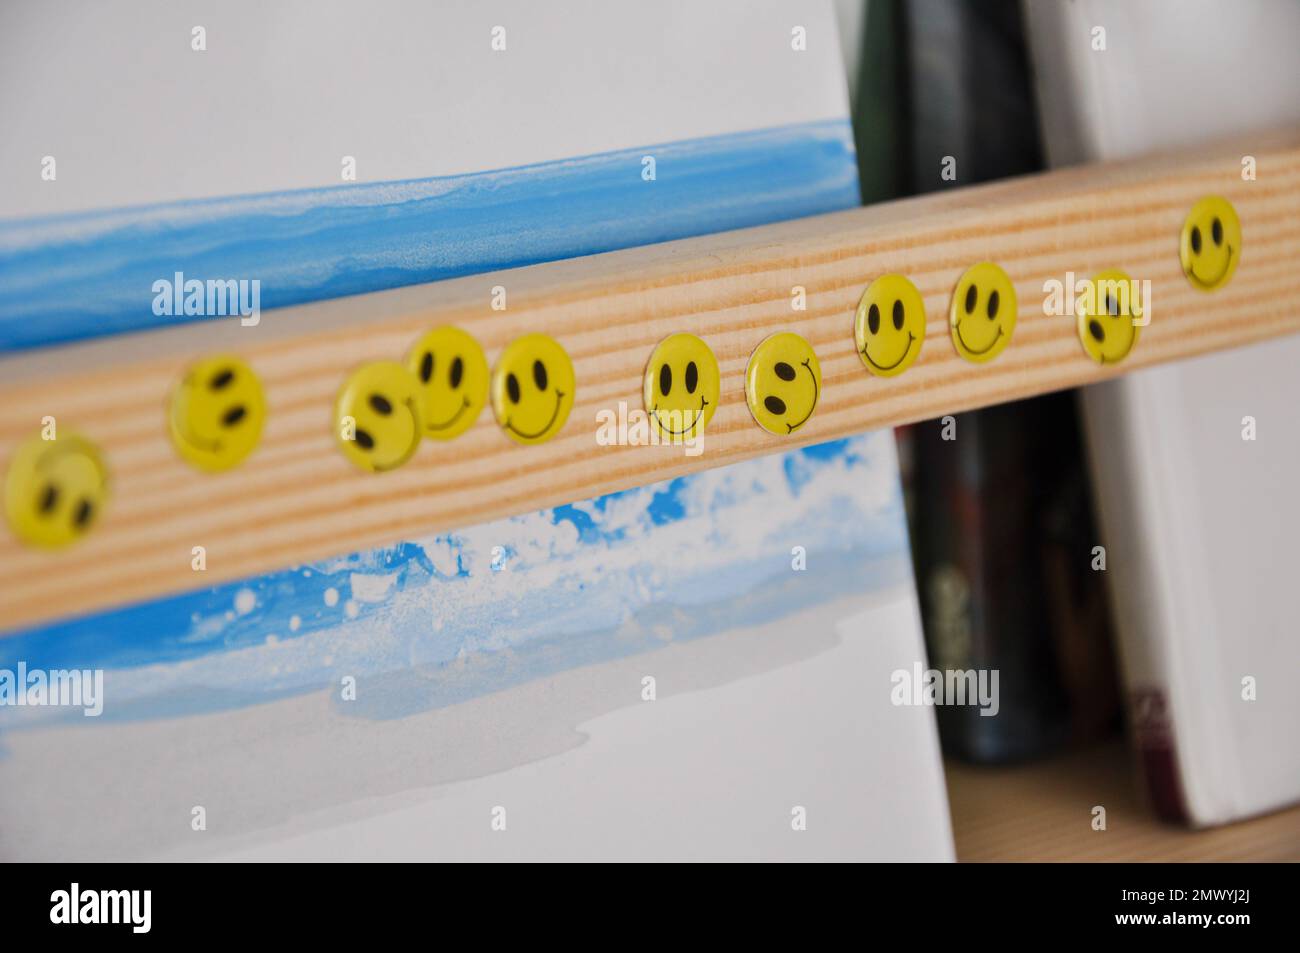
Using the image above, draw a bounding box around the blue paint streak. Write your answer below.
[550,503,599,544]
[0,435,912,727]
[0,435,884,670]
[0,120,859,353]
[0,550,416,672]
[647,478,687,525]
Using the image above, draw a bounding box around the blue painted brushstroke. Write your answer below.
[0,434,910,728]
[0,119,859,353]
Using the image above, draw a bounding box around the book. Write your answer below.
[865,0,1120,763]
[1024,0,1300,824]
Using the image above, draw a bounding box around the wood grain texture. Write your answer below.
[946,740,1300,862]
[2,130,1299,633]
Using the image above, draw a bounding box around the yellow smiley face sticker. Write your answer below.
[334,361,425,472]
[1180,196,1241,291]
[855,273,926,377]
[4,431,109,548]
[491,334,575,445]
[745,332,821,435]
[1076,269,1142,366]
[643,333,720,440]
[949,262,1016,364]
[167,355,267,471]
[406,326,488,441]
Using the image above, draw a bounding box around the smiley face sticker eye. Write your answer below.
[1180,196,1241,292]
[949,262,1017,364]
[4,431,109,548]
[745,332,821,435]
[855,273,926,377]
[643,333,721,441]
[168,355,267,471]
[334,360,425,472]
[491,333,575,445]
[1075,269,1142,366]
[405,326,488,441]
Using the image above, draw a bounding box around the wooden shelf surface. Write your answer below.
[946,740,1300,862]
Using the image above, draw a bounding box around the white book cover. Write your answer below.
[1024,0,1300,825]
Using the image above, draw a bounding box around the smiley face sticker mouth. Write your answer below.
[1180,196,1241,292]
[855,274,926,377]
[425,396,471,431]
[491,334,576,445]
[949,262,1017,364]
[1185,244,1234,289]
[643,333,721,441]
[651,397,708,436]
[504,390,565,440]
[745,332,821,435]
[406,326,489,441]
[956,324,1002,356]
[861,331,916,373]
[782,360,819,432]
